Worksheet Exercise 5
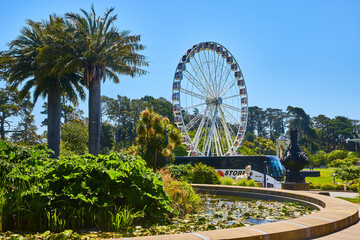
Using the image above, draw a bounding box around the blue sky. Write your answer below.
[1,0,359,134]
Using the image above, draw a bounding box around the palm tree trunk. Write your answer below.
[89,76,101,156]
[1,112,5,140]
[47,81,61,158]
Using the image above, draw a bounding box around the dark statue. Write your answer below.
[281,129,309,183]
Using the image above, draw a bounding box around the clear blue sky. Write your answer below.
[1,0,359,134]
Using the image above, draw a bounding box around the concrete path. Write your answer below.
[309,191,359,198]
[311,191,360,240]
[313,205,360,239]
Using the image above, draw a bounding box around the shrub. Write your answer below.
[190,163,221,184]
[321,184,335,190]
[348,184,358,192]
[220,177,235,185]
[0,141,173,232]
[328,159,353,168]
[167,164,193,182]
[348,152,360,158]
[334,166,360,181]
[308,151,328,167]
[327,150,348,163]
[334,184,344,191]
[246,179,258,187]
[159,169,201,217]
[309,182,322,190]
[236,178,247,186]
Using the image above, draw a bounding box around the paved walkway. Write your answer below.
[312,192,360,239]
[309,190,359,198]
[312,205,360,239]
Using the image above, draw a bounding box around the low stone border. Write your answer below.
[122,184,359,240]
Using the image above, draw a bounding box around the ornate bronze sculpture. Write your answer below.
[281,129,309,183]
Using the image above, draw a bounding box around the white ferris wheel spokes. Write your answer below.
[172,42,248,156]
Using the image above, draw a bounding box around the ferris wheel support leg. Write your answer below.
[203,104,219,156]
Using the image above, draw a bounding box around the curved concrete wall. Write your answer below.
[122,185,359,240]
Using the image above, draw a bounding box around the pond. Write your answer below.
[129,194,316,237]
[1,194,316,239]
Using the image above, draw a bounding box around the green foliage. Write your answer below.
[309,182,320,189]
[60,120,89,156]
[238,145,258,156]
[167,164,193,182]
[172,144,187,157]
[328,158,360,168]
[253,137,276,155]
[160,169,201,217]
[239,137,275,155]
[246,179,258,187]
[334,184,344,190]
[321,184,335,190]
[220,177,235,185]
[308,151,328,167]
[110,206,144,231]
[100,122,116,155]
[348,184,358,192]
[136,108,181,170]
[327,150,348,163]
[190,163,221,185]
[0,86,23,140]
[235,178,258,187]
[236,178,247,186]
[310,182,358,192]
[334,166,360,181]
[0,141,173,232]
[348,151,360,158]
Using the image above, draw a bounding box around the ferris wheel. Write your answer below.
[172,42,248,156]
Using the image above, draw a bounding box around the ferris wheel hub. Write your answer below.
[206,97,223,105]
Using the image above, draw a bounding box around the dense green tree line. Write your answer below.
[0,81,358,156]
[246,106,359,153]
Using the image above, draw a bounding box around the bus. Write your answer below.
[174,155,285,189]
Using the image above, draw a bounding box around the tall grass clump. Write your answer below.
[159,168,201,217]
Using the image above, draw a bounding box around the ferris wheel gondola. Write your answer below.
[172,42,248,156]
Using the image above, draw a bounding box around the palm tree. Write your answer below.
[61,5,148,155]
[2,16,85,158]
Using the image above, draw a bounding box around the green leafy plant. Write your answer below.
[220,177,235,185]
[321,184,335,190]
[334,166,360,181]
[236,179,248,186]
[334,184,344,191]
[167,164,193,182]
[246,179,258,187]
[190,163,221,185]
[348,184,358,192]
[0,141,173,232]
